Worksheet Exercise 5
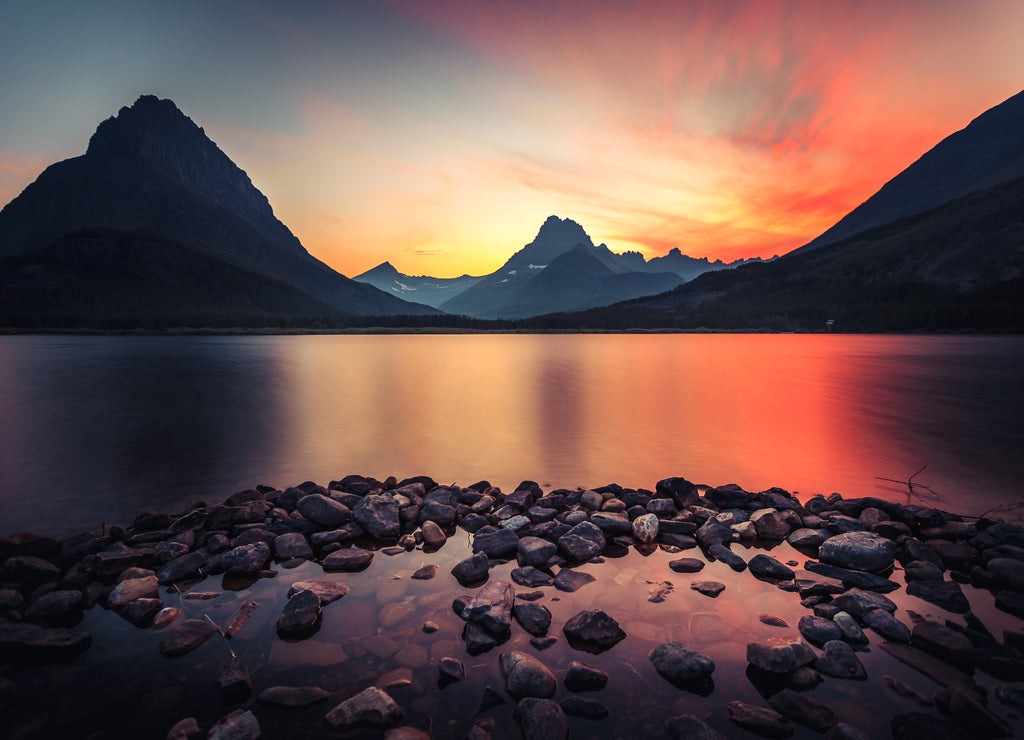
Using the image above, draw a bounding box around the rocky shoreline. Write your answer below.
[3,475,1024,738]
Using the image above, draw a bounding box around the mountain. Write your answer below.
[797,88,1024,253]
[353,261,484,308]
[0,95,438,326]
[546,90,1024,332]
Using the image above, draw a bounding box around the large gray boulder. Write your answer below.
[818,532,897,572]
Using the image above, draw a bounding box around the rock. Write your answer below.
[0,618,91,662]
[759,614,790,628]
[277,589,321,639]
[833,612,868,644]
[159,619,218,658]
[669,557,705,573]
[649,641,715,684]
[514,697,569,740]
[108,575,159,608]
[708,544,746,571]
[473,527,520,558]
[166,717,201,740]
[420,501,456,528]
[257,686,332,707]
[750,509,791,540]
[273,532,313,560]
[451,552,490,584]
[297,493,352,527]
[818,532,897,572]
[153,607,181,630]
[986,557,1024,591]
[935,686,1012,738]
[157,551,210,584]
[411,564,437,580]
[287,580,349,605]
[438,656,465,686]
[749,554,795,580]
[746,637,816,673]
[221,542,270,579]
[353,495,401,539]
[563,609,626,653]
[324,686,403,730]
[513,602,552,636]
[517,536,557,567]
[911,620,975,671]
[561,696,608,719]
[557,521,606,561]
[4,555,61,585]
[727,701,793,738]
[632,513,659,543]
[690,581,725,597]
[804,560,900,592]
[695,520,733,548]
[218,657,252,703]
[814,640,867,679]
[879,642,979,694]
[461,580,515,635]
[511,566,553,588]
[501,651,556,699]
[591,511,632,536]
[798,615,843,646]
[554,569,595,592]
[564,660,608,691]
[832,588,897,618]
[884,675,933,706]
[384,728,431,740]
[121,597,164,626]
[788,528,828,548]
[24,589,83,625]
[207,709,260,740]
[768,688,837,732]
[906,579,970,613]
[419,521,447,548]
[666,714,726,740]
[995,589,1024,618]
[322,547,374,572]
[656,477,699,508]
[863,609,911,643]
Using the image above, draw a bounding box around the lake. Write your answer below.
[1,334,1022,536]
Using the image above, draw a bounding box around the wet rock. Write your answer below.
[986,558,1024,591]
[708,544,746,571]
[322,547,373,572]
[832,588,897,618]
[591,511,632,536]
[906,579,970,613]
[557,521,606,561]
[561,696,608,719]
[564,661,608,692]
[153,606,181,630]
[108,575,159,608]
[296,493,351,528]
[4,555,61,586]
[879,642,979,694]
[798,615,843,646]
[158,619,218,658]
[759,614,790,628]
[935,686,1012,738]
[657,477,700,508]
[353,495,401,539]
[530,636,558,650]
[473,527,520,558]
[884,675,933,706]
[384,728,430,740]
[461,580,515,635]
[814,640,867,679]
[751,509,791,540]
[452,552,490,585]
[221,542,270,579]
[511,566,553,588]
[514,697,569,740]
[727,701,793,738]
[863,609,911,643]
[273,532,313,560]
[166,716,201,740]
[818,531,897,572]
[207,709,259,740]
[0,618,91,662]
[695,520,733,548]
[804,560,899,592]
[995,590,1024,618]
[768,688,837,732]
[157,551,210,584]
[833,612,868,644]
[788,528,828,548]
[691,581,725,597]
[513,602,551,636]
[632,513,659,543]
[517,536,556,567]
[420,501,457,528]
[218,657,252,703]
[411,564,437,580]
[911,620,975,671]
[649,641,715,684]
[419,521,447,549]
[563,609,626,653]
[501,651,556,699]
[287,580,349,605]
[746,637,816,673]
[277,589,321,639]
[666,714,726,740]
[669,557,705,573]
[324,686,403,730]
[904,561,944,582]
[438,656,465,686]
[121,597,164,626]
[749,554,795,580]
[257,686,332,707]
[554,569,595,592]
[24,589,83,625]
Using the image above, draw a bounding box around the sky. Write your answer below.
[1,1,1023,278]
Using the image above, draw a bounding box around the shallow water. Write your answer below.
[1,334,1023,536]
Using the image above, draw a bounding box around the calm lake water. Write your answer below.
[1,333,1023,536]
[2,333,1024,738]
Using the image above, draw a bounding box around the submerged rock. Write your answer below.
[158,619,218,658]
[514,697,569,740]
[814,640,867,680]
[563,610,626,653]
[0,618,91,662]
[564,661,608,692]
[324,686,403,730]
[649,641,715,683]
[207,709,260,740]
[257,686,332,708]
[277,589,321,639]
[727,701,793,738]
[501,651,556,699]
[746,637,815,673]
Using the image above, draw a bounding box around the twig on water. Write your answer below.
[875,465,940,502]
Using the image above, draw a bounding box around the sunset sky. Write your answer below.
[2,1,1023,278]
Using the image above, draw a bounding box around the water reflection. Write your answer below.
[0,334,1022,536]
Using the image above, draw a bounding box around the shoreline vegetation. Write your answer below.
[3,475,1024,738]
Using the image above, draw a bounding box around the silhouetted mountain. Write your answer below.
[0,95,438,326]
[354,261,484,308]
[797,88,1024,253]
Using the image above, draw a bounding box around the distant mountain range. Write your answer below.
[543,88,1024,332]
[356,216,763,318]
[0,95,438,327]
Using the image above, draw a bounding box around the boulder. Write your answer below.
[649,641,715,683]
[297,493,352,527]
[557,521,606,561]
[322,547,374,572]
[632,513,659,543]
[511,567,554,588]
[798,615,843,646]
[108,576,159,608]
[691,581,725,597]
[221,542,270,579]
[727,701,793,738]
[563,610,626,653]
[656,477,699,508]
[750,509,791,540]
[553,569,595,593]
[708,544,746,571]
[324,686,403,730]
[513,602,552,636]
[501,651,556,699]
[564,661,608,692]
[207,709,260,740]
[746,637,815,673]
[461,580,515,635]
[669,558,705,573]
[748,554,795,580]
[831,588,897,618]
[24,590,84,625]
[818,532,897,573]
[911,620,975,671]
[514,697,569,740]
[814,640,867,679]
[353,495,401,539]
[273,532,313,560]
[768,688,837,733]
[437,657,465,686]
[863,609,911,642]
[156,551,210,584]
[905,579,970,613]
[451,552,490,584]
[419,521,447,548]
[287,580,349,605]
[666,714,726,740]
[473,528,520,558]
[277,589,321,639]
[517,536,556,567]
[590,511,632,536]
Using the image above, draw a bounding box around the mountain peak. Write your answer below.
[534,215,590,245]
